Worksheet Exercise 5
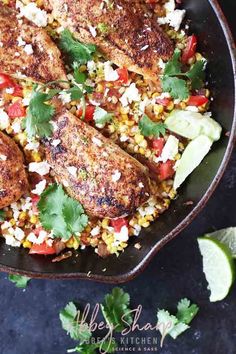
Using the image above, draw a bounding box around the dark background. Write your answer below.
[0,1,235,353]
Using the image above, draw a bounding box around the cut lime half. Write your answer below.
[197,237,235,302]
[206,227,236,258]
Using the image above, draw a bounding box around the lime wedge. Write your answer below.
[174,135,213,190]
[197,237,235,302]
[206,227,236,258]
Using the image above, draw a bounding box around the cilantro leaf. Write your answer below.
[164,49,182,76]
[38,184,88,239]
[62,198,88,234]
[176,298,199,325]
[157,299,199,343]
[8,274,31,289]
[66,86,83,100]
[139,114,166,138]
[0,210,5,222]
[162,76,189,100]
[60,302,92,342]
[74,71,87,84]
[161,49,206,99]
[101,287,133,332]
[24,89,55,138]
[93,107,114,126]
[59,29,97,66]
[186,60,205,90]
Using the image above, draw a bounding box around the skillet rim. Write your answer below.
[0,0,235,283]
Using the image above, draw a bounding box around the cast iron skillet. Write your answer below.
[0,0,235,283]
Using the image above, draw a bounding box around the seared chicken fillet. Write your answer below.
[44,111,150,219]
[0,6,67,84]
[49,0,173,81]
[0,132,28,209]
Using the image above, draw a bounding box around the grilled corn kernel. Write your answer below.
[19,211,27,221]
[134,134,144,144]
[154,104,164,115]
[101,218,109,228]
[66,237,74,248]
[205,89,210,98]
[139,139,148,149]
[96,83,104,93]
[9,218,16,226]
[79,65,87,72]
[30,215,38,224]
[179,102,186,109]
[142,221,150,228]
[23,240,32,248]
[195,52,203,61]
[166,102,174,111]
[31,151,42,162]
[126,120,135,127]
[139,147,145,155]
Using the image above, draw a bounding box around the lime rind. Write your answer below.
[197,237,235,302]
[205,227,236,258]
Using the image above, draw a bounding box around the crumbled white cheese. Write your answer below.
[59,91,71,104]
[22,97,30,106]
[24,44,33,55]
[5,234,21,247]
[67,166,78,178]
[158,58,166,71]
[27,232,38,243]
[133,224,141,236]
[186,106,199,112]
[12,120,22,133]
[5,88,14,94]
[17,36,26,47]
[157,135,179,163]
[138,182,144,188]
[0,109,10,130]
[112,170,121,182]
[28,161,50,176]
[89,25,97,37]
[114,225,129,242]
[120,83,141,107]
[19,2,48,27]
[164,0,175,12]
[25,140,40,151]
[87,60,97,73]
[0,154,7,161]
[104,61,119,81]
[31,179,47,195]
[15,52,20,57]
[14,227,25,241]
[120,135,129,142]
[158,9,186,31]
[0,41,3,48]
[51,139,61,147]
[91,226,101,237]
[92,137,103,147]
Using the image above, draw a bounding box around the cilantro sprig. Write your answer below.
[59,29,97,66]
[8,274,31,289]
[38,184,88,239]
[161,49,205,99]
[157,298,199,343]
[101,287,133,332]
[139,114,166,138]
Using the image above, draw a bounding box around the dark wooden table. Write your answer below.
[0,1,235,353]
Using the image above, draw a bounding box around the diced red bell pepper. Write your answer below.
[7,100,26,118]
[116,68,129,84]
[110,218,128,233]
[0,73,14,90]
[182,35,197,64]
[12,84,23,97]
[187,95,209,106]
[156,98,171,106]
[152,138,165,157]
[158,160,175,181]
[31,194,40,213]
[29,242,57,255]
[77,105,95,122]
